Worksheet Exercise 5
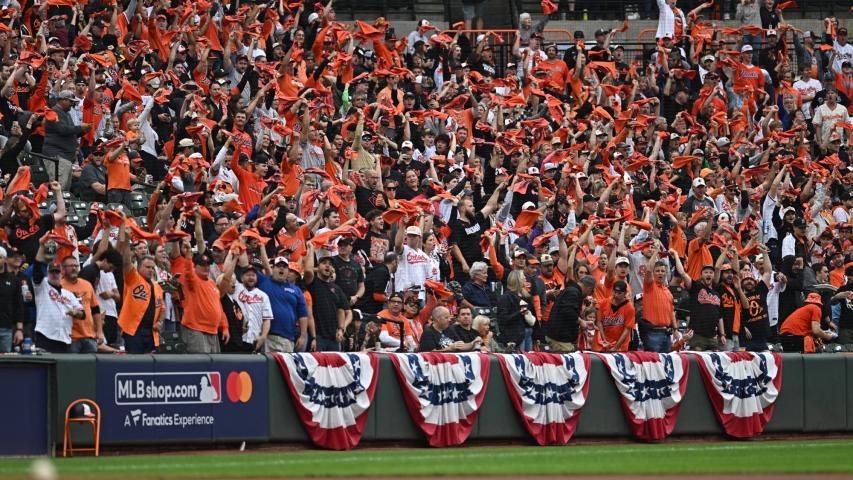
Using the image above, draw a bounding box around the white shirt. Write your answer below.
[234,282,273,344]
[655,0,685,40]
[396,244,431,299]
[833,206,850,223]
[96,271,118,318]
[832,40,853,74]
[34,276,83,344]
[792,78,822,119]
[813,102,850,146]
[781,233,797,259]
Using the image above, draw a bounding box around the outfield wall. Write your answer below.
[0,354,851,455]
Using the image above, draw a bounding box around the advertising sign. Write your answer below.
[96,360,268,442]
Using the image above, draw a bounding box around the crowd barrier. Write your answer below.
[0,353,851,455]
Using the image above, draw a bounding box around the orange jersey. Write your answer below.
[593,300,636,352]
[81,90,114,146]
[378,309,412,341]
[231,162,267,209]
[62,278,99,340]
[538,58,570,89]
[276,224,311,261]
[118,267,165,345]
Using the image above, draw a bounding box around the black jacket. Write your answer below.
[0,270,23,329]
[42,104,83,161]
[497,291,540,347]
[546,281,583,342]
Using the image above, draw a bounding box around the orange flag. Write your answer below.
[7,166,31,195]
[541,0,558,15]
[120,79,143,104]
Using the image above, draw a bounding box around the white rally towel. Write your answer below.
[496,352,591,446]
[273,352,379,450]
[599,352,689,440]
[692,352,782,438]
[388,352,490,447]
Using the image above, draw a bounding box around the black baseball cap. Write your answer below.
[613,280,628,293]
[192,252,213,266]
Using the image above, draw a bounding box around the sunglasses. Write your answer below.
[386,186,397,191]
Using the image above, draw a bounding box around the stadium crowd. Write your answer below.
[0,0,850,356]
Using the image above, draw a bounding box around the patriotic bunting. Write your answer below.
[599,352,689,440]
[693,352,782,438]
[497,353,591,445]
[273,352,379,450]
[388,353,490,447]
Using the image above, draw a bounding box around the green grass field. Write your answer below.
[1,439,851,478]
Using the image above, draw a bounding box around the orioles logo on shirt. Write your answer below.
[48,288,73,305]
[132,284,149,301]
[15,224,41,240]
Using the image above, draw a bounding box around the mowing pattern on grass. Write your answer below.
[0,440,851,478]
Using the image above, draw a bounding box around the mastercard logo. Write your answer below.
[225,371,253,403]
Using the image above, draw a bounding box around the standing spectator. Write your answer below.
[813,89,850,152]
[546,275,595,352]
[0,179,66,264]
[497,270,539,351]
[641,246,678,353]
[357,253,397,315]
[737,0,763,61]
[178,245,230,353]
[461,261,496,308]
[104,142,134,207]
[0,247,24,352]
[32,235,85,353]
[332,237,365,307]
[395,222,431,299]
[42,90,92,188]
[305,255,350,351]
[354,210,391,271]
[233,264,273,352]
[116,216,164,354]
[60,255,101,353]
[593,281,635,352]
[257,254,310,353]
[739,247,774,351]
[448,193,499,283]
[673,253,726,351]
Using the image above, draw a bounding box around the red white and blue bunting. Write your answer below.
[692,352,783,438]
[273,352,379,450]
[598,352,689,440]
[388,353,490,447]
[496,353,591,446]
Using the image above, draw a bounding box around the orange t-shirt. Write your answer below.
[539,58,570,89]
[179,260,228,335]
[231,162,267,209]
[593,300,636,352]
[686,238,713,280]
[642,277,674,327]
[62,278,99,340]
[670,225,687,259]
[779,304,821,337]
[735,63,765,91]
[106,153,132,191]
[276,224,311,260]
[81,89,114,147]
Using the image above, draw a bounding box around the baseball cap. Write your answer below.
[192,252,213,266]
[307,12,320,23]
[615,256,630,266]
[803,31,813,39]
[540,254,554,265]
[528,166,540,175]
[766,29,777,36]
[406,226,422,236]
[273,256,290,266]
[613,280,628,292]
[401,140,414,150]
[838,27,848,35]
[702,54,715,63]
[595,28,609,36]
[514,249,528,258]
[522,201,538,210]
[741,44,753,53]
[543,162,559,171]
[793,217,807,228]
[692,177,706,188]
[583,194,597,203]
[178,138,195,148]
[338,236,355,246]
[56,90,78,103]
